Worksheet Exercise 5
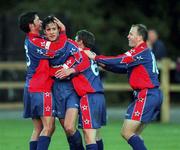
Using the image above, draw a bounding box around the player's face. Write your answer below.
[44,22,59,41]
[127,26,141,48]
[33,15,42,31]
[75,35,84,48]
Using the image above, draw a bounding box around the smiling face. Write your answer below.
[44,22,59,41]
[33,15,42,31]
[28,14,42,34]
[127,26,143,48]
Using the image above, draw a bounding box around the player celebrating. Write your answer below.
[19,12,69,150]
[55,30,106,150]
[85,24,163,150]
[42,16,85,150]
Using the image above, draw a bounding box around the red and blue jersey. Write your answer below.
[49,39,82,66]
[54,47,104,96]
[24,32,68,92]
[72,50,104,96]
[95,42,160,90]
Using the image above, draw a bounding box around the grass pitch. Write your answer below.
[0,119,179,150]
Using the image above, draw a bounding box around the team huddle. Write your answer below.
[19,12,163,150]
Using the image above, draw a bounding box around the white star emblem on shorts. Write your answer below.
[82,105,88,111]
[84,119,90,125]
[45,106,51,112]
[134,111,140,116]
[45,92,50,97]
[138,98,144,102]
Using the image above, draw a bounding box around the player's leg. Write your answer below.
[135,123,147,135]
[64,108,84,150]
[80,93,106,150]
[32,91,55,150]
[54,80,84,150]
[83,129,98,150]
[64,108,78,135]
[23,87,41,150]
[64,89,84,150]
[30,118,42,150]
[59,109,83,150]
[121,89,150,150]
[121,119,142,139]
[95,93,106,150]
[121,119,147,150]
[80,95,98,150]
[40,116,55,136]
[36,116,55,150]
[96,129,104,150]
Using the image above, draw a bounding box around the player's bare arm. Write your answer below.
[53,17,66,31]
[55,68,75,79]
[84,50,96,60]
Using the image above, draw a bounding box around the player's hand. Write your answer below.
[53,17,66,31]
[55,68,75,79]
[84,50,96,60]
[98,62,106,67]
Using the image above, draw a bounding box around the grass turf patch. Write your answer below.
[0,119,179,150]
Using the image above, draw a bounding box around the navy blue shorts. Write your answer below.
[78,93,107,129]
[23,86,55,118]
[125,88,163,123]
[52,80,80,119]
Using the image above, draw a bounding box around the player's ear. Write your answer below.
[138,35,143,42]
[79,40,83,44]
[58,27,61,32]
[29,23,34,30]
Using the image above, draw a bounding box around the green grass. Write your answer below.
[0,119,179,150]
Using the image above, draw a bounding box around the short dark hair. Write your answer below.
[132,24,148,41]
[76,29,95,48]
[42,15,56,30]
[18,12,37,33]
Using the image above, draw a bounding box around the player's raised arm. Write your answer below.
[53,17,66,32]
[27,16,68,58]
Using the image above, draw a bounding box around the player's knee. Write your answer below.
[121,130,126,139]
[64,125,75,136]
[34,126,43,135]
[51,125,56,135]
[83,130,96,144]
[121,128,132,140]
[95,136,102,141]
[43,124,55,135]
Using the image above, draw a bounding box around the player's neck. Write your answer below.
[135,41,145,48]
[30,29,40,35]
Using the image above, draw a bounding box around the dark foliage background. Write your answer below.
[0,0,179,103]
[0,0,179,59]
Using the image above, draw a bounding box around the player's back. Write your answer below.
[24,34,53,92]
[72,53,104,96]
[128,48,160,90]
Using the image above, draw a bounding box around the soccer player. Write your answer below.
[42,16,85,150]
[19,12,68,150]
[55,30,106,150]
[85,24,163,150]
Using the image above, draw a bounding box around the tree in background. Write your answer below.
[3,0,179,59]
